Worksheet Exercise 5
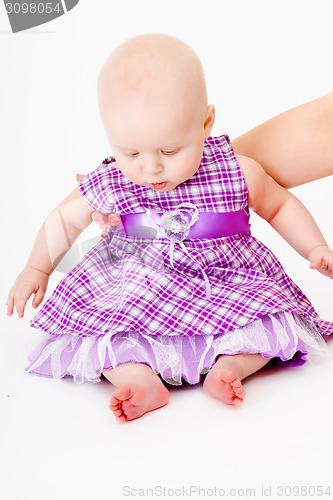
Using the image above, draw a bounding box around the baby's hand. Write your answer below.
[76,173,121,236]
[6,266,49,318]
[309,245,333,279]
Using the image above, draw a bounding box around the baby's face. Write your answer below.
[103,94,214,193]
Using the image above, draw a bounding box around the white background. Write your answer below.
[1,1,333,499]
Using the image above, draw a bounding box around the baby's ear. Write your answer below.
[204,104,215,138]
[76,173,86,182]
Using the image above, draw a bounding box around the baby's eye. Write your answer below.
[162,149,179,156]
[127,152,140,158]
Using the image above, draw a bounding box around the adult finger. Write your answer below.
[92,212,108,224]
[108,214,121,226]
[76,173,86,181]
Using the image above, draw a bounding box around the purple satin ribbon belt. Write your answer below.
[118,210,250,239]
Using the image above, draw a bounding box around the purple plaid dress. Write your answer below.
[26,135,332,384]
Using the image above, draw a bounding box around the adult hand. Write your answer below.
[92,212,121,237]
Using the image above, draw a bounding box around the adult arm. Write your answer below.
[232,92,333,188]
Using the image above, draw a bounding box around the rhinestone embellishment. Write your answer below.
[160,207,199,243]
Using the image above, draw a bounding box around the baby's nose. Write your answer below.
[143,157,164,174]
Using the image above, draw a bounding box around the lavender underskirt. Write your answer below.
[26,312,329,385]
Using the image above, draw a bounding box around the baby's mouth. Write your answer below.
[149,181,167,190]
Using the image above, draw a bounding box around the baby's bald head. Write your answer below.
[97,35,215,192]
[98,34,211,132]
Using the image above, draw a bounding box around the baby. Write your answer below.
[7,34,333,423]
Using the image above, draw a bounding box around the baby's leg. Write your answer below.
[103,362,170,422]
[203,353,270,406]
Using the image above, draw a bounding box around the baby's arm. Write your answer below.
[6,187,94,318]
[236,154,333,278]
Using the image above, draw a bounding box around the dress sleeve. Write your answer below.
[77,160,117,215]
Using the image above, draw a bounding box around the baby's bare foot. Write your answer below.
[109,381,170,422]
[103,362,170,422]
[204,366,246,405]
[204,353,270,405]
